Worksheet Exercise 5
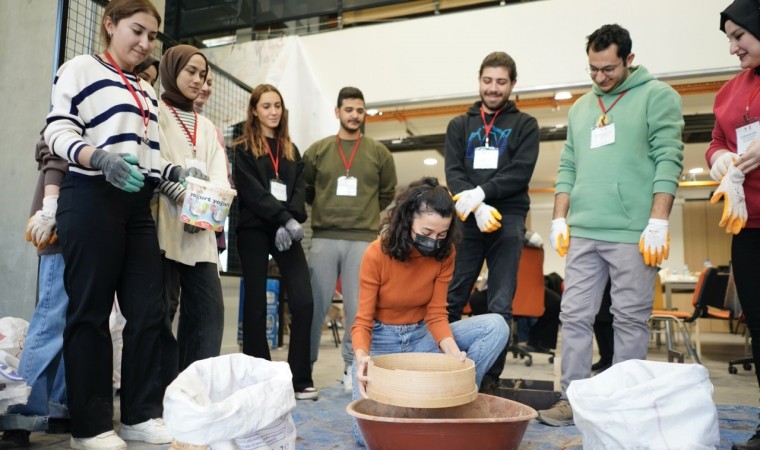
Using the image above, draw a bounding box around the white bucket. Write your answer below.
[180,177,237,232]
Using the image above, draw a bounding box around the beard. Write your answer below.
[340,118,362,134]
[480,93,509,112]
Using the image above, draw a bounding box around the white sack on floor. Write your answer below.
[163,354,296,450]
[567,359,719,450]
[0,317,31,411]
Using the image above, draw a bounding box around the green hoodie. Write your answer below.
[555,65,684,244]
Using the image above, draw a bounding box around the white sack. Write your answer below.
[163,354,296,449]
[567,359,719,450]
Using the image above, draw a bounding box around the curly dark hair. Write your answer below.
[380,177,461,262]
[586,24,632,61]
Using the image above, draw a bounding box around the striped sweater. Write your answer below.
[44,54,177,183]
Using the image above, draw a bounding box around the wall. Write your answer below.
[0,0,60,318]
[298,0,735,106]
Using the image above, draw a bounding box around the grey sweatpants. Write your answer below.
[308,238,370,368]
[559,237,656,396]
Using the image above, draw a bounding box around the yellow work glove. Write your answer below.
[452,186,485,221]
[710,165,747,234]
[473,203,502,233]
[639,219,669,267]
[550,218,569,257]
[25,195,58,249]
[710,152,739,182]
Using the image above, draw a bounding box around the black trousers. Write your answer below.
[57,176,163,438]
[732,228,760,387]
[161,257,225,380]
[237,228,315,391]
[447,214,525,380]
[593,278,615,364]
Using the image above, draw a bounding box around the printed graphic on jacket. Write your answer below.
[465,126,512,159]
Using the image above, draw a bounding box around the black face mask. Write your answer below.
[413,234,445,257]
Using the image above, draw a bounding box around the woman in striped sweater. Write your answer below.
[156,45,229,382]
[43,1,198,447]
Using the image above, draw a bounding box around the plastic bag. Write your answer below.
[567,359,719,449]
[110,299,127,391]
[0,317,31,411]
[163,354,296,450]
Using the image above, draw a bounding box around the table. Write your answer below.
[661,278,698,310]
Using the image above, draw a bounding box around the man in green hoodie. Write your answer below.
[537,24,684,427]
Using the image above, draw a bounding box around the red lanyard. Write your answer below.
[480,107,501,147]
[166,103,198,158]
[336,133,361,177]
[745,79,760,122]
[264,138,280,180]
[596,91,628,126]
[104,51,150,144]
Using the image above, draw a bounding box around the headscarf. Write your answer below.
[135,56,159,78]
[720,0,760,41]
[160,44,207,111]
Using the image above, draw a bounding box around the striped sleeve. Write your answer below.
[159,180,186,203]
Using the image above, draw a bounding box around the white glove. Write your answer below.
[710,152,740,181]
[452,186,485,221]
[550,218,569,257]
[26,195,58,249]
[473,203,502,233]
[711,165,748,234]
[639,219,669,267]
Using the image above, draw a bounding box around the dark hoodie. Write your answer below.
[444,100,539,216]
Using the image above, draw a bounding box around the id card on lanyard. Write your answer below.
[265,139,287,201]
[737,80,760,155]
[590,91,627,149]
[474,107,500,169]
[336,134,361,197]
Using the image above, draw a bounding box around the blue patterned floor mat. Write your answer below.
[292,385,759,449]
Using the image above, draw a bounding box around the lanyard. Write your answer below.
[480,106,501,147]
[166,103,197,158]
[104,51,150,144]
[336,133,362,177]
[745,79,760,122]
[264,138,280,180]
[596,91,628,126]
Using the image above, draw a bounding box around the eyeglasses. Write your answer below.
[586,61,624,77]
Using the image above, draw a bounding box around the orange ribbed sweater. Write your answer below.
[351,239,455,354]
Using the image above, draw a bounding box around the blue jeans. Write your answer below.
[351,314,508,445]
[0,254,68,432]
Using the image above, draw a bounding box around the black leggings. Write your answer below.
[237,227,315,391]
[732,228,760,387]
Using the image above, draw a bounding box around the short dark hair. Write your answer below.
[479,52,517,82]
[586,24,632,61]
[380,177,461,262]
[337,86,364,108]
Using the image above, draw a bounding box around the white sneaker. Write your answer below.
[118,418,172,444]
[70,430,127,450]
[342,371,353,393]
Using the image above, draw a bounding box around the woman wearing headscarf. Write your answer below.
[709,2,760,448]
[156,45,229,383]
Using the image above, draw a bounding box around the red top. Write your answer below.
[351,239,455,354]
[707,69,760,228]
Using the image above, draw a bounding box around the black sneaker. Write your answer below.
[733,423,760,450]
[478,375,501,395]
[591,359,612,373]
[0,430,31,449]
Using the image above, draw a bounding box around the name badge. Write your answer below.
[270,179,287,201]
[184,157,207,175]
[736,121,760,155]
[473,146,499,169]
[590,123,616,149]
[337,176,358,196]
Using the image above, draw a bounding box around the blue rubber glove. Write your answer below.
[90,150,144,192]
